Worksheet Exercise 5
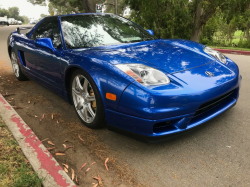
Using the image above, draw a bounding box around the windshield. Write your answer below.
[60,14,156,49]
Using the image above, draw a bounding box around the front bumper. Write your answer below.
[105,75,241,142]
[106,87,238,142]
[105,59,241,142]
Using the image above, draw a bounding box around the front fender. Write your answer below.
[63,51,134,111]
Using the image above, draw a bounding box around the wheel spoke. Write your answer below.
[83,78,89,93]
[76,76,84,93]
[83,106,88,120]
[76,101,83,110]
[72,88,81,96]
[87,104,95,118]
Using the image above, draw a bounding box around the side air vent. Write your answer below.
[18,51,26,66]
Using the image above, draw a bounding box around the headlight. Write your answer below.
[204,47,227,64]
[115,64,170,86]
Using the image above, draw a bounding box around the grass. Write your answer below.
[209,46,250,51]
[0,117,43,187]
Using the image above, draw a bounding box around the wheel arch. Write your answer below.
[64,65,106,106]
[8,45,12,59]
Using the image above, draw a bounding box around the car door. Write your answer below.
[23,17,64,93]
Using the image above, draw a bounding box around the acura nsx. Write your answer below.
[7,13,241,142]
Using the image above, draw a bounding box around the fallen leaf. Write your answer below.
[64,146,73,152]
[78,134,84,142]
[57,120,59,124]
[75,175,79,185]
[93,175,103,187]
[41,138,49,142]
[79,163,87,171]
[48,141,55,146]
[62,164,69,169]
[28,100,30,104]
[105,158,109,171]
[35,115,38,118]
[64,167,68,173]
[90,162,96,166]
[55,153,66,156]
[172,172,177,178]
[51,114,54,119]
[64,140,71,143]
[40,114,45,121]
[47,147,56,150]
[3,93,15,97]
[71,168,75,180]
[13,106,23,109]
[63,144,67,149]
[85,168,90,173]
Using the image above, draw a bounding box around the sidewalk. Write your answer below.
[214,48,250,56]
[0,94,76,187]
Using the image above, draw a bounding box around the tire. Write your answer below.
[10,50,28,81]
[70,69,105,129]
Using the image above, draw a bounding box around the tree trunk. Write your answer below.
[190,1,216,43]
[83,0,95,13]
[246,23,250,41]
[190,2,203,42]
[190,25,202,43]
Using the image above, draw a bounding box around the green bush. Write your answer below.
[238,40,250,48]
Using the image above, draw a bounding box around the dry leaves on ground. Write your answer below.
[93,175,103,187]
[62,163,69,169]
[55,153,66,156]
[48,141,55,146]
[71,168,75,180]
[79,163,87,171]
[40,114,45,121]
[78,134,84,142]
[105,158,109,171]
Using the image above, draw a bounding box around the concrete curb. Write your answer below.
[214,48,250,56]
[0,94,76,187]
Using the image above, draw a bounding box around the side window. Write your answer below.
[31,17,62,49]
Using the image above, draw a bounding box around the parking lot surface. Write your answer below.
[1,25,250,187]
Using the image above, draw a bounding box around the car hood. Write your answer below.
[89,39,215,74]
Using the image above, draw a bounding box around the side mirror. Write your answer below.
[146,29,154,36]
[35,38,55,52]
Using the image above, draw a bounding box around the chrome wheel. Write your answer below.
[11,52,19,77]
[72,75,96,123]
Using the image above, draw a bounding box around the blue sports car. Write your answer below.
[7,13,241,142]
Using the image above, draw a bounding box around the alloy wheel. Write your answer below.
[72,75,96,123]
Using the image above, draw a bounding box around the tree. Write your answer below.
[8,7,20,19]
[28,0,107,14]
[126,0,250,42]
[0,8,10,17]
[126,0,192,39]
[189,0,250,42]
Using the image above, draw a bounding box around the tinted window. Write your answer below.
[31,17,62,48]
[61,14,156,49]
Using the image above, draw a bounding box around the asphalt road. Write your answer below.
[1,25,250,187]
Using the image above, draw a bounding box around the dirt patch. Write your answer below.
[0,64,144,186]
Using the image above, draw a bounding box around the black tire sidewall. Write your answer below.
[70,69,105,129]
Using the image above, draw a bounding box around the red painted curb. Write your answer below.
[0,94,76,187]
[213,48,250,56]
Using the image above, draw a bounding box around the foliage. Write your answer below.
[127,0,192,39]
[0,7,29,23]
[126,0,250,42]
